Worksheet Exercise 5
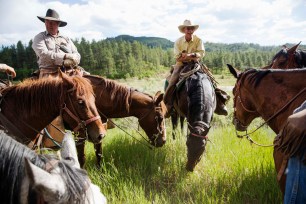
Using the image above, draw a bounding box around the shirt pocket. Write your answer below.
[44,38,56,51]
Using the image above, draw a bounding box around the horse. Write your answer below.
[227,64,306,194]
[0,71,106,147]
[44,74,167,167]
[261,42,306,69]
[171,62,216,171]
[0,130,106,204]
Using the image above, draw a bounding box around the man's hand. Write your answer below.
[177,52,198,62]
[63,58,77,67]
[5,65,16,78]
[64,53,79,65]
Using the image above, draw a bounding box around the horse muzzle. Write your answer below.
[233,118,248,131]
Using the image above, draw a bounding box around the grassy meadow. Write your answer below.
[84,72,283,203]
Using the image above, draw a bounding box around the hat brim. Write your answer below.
[37,16,67,27]
[178,25,199,33]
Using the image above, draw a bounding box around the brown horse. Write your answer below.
[69,75,167,167]
[172,63,216,171]
[227,64,306,194]
[0,71,106,146]
[261,42,306,69]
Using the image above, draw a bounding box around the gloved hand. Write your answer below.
[63,58,77,67]
[4,64,16,78]
[64,53,79,65]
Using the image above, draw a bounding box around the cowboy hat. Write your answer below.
[178,20,199,33]
[37,9,67,27]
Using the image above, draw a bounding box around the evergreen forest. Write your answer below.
[0,35,305,80]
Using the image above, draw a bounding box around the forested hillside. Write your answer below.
[0,36,304,80]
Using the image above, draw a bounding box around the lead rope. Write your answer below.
[97,109,153,149]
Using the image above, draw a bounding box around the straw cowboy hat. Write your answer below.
[178,20,199,33]
[37,9,67,27]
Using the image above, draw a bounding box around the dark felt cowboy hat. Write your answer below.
[37,9,67,27]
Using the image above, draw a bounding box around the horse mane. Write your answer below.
[1,76,93,118]
[85,75,131,111]
[1,77,64,117]
[272,48,287,61]
[241,68,271,88]
[0,131,90,203]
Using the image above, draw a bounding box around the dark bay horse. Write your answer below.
[0,130,106,204]
[50,75,166,167]
[262,42,306,69]
[227,64,306,194]
[173,62,216,171]
[0,72,106,146]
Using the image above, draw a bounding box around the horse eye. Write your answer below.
[78,100,84,105]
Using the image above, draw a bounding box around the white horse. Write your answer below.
[0,130,106,204]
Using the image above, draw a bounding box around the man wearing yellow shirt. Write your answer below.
[164,20,229,116]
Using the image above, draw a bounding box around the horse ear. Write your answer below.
[60,131,81,169]
[288,41,302,54]
[154,91,163,105]
[227,64,239,78]
[24,158,66,202]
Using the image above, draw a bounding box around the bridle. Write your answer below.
[233,71,306,147]
[137,94,166,143]
[61,87,101,134]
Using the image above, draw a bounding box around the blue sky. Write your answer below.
[1,0,306,47]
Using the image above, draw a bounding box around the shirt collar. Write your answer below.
[45,30,62,37]
[184,35,194,43]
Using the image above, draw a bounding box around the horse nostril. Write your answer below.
[98,134,104,141]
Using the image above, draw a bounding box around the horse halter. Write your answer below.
[233,74,257,130]
[137,94,166,143]
[62,87,101,133]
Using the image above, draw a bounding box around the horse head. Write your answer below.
[59,71,106,144]
[24,131,107,204]
[269,42,301,69]
[227,64,260,131]
[138,91,167,147]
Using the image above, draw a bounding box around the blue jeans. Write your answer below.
[284,155,306,203]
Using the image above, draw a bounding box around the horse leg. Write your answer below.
[94,143,103,167]
[76,143,86,168]
[171,111,179,140]
[180,116,184,132]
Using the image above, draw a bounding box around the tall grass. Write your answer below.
[84,74,282,203]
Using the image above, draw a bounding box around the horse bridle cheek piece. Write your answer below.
[61,87,101,133]
[233,75,257,131]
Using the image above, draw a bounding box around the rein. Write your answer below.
[234,75,306,147]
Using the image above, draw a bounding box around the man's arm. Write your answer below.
[32,32,66,67]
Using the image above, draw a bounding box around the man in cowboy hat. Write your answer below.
[32,8,84,148]
[164,19,229,116]
[32,8,81,78]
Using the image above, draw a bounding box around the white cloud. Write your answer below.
[0,0,306,46]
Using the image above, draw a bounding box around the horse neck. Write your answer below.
[0,85,63,140]
[129,90,153,119]
[245,70,306,133]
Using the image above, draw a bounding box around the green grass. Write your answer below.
[83,75,282,203]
